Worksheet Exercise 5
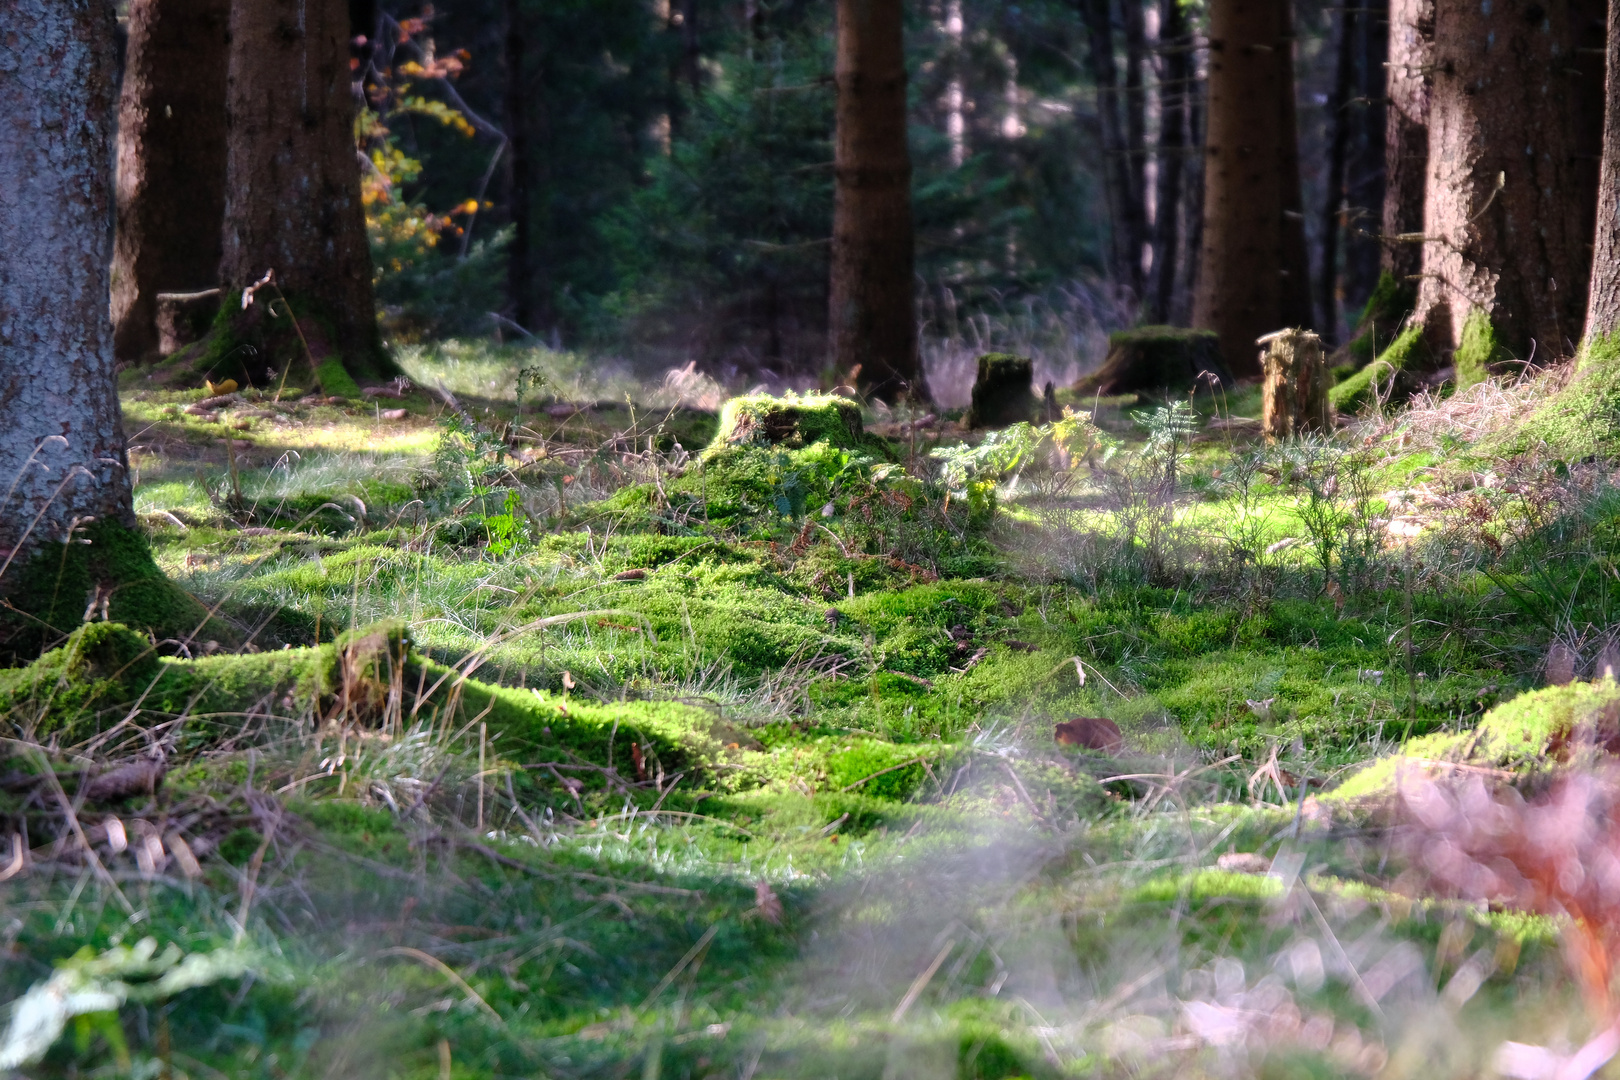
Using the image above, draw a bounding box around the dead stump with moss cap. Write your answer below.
[1074,327,1229,397]
[1259,328,1330,439]
[966,353,1037,428]
[707,393,868,453]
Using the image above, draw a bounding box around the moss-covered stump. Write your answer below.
[706,393,867,453]
[1074,327,1228,397]
[1328,679,1620,803]
[0,520,223,666]
[965,353,1037,429]
[1259,328,1330,438]
[1328,323,1432,414]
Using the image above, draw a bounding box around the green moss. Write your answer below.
[0,622,163,733]
[1454,307,1511,390]
[1343,271,1416,365]
[707,393,868,454]
[314,358,362,399]
[1498,335,1620,456]
[1329,324,1429,414]
[0,520,219,666]
[1076,326,1227,396]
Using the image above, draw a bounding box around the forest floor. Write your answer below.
[1,342,1615,1079]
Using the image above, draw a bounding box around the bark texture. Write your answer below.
[110,0,230,364]
[1414,0,1605,359]
[220,0,380,373]
[504,0,535,332]
[1149,0,1191,322]
[1341,0,1387,310]
[1381,0,1431,284]
[1080,0,1146,300]
[0,0,135,560]
[1585,0,1620,342]
[830,0,924,401]
[1317,3,1357,341]
[1192,0,1313,378]
[1259,328,1329,438]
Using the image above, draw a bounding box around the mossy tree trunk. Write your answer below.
[830,0,927,403]
[1412,0,1604,364]
[219,0,390,386]
[109,0,230,366]
[0,0,133,557]
[1192,0,1313,378]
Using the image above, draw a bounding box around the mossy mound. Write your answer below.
[1494,335,1620,457]
[1340,271,1416,367]
[0,520,223,667]
[1075,327,1227,397]
[1328,324,1431,414]
[707,393,867,454]
[1328,678,1620,802]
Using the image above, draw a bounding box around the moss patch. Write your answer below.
[1341,271,1416,366]
[1329,324,1429,414]
[1454,307,1511,390]
[707,393,869,454]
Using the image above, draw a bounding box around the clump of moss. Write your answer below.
[1341,271,1416,366]
[707,393,868,454]
[0,622,163,734]
[1329,324,1429,414]
[1454,307,1512,390]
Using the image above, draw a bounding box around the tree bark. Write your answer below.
[1381,0,1431,284]
[220,0,383,377]
[1413,0,1604,359]
[0,0,133,556]
[830,0,925,402]
[1122,0,1149,294]
[1317,2,1357,341]
[1192,0,1313,379]
[1585,0,1620,343]
[1149,0,1190,322]
[1079,0,1146,301]
[504,0,535,332]
[109,0,230,365]
[1342,0,1387,311]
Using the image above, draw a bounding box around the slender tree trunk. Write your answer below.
[1414,0,1603,359]
[1080,0,1146,301]
[1342,0,1387,311]
[830,0,924,402]
[1585,0,1620,344]
[504,0,534,331]
[1193,0,1312,378]
[1317,2,1357,341]
[0,0,132,553]
[1150,0,1190,323]
[681,0,701,94]
[1122,0,1148,293]
[220,0,384,380]
[1382,0,1431,283]
[109,0,230,365]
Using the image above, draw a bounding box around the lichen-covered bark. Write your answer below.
[1192,0,1313,378]
[220,0,380,374]
[1414,0,1605,359]
[1381,0,1431,284]
[1584,0,1620,344]
[829,0,925,403]
[109,0,230,364]
[0,0,135,563]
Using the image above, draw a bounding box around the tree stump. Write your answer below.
[155,288,221,356]
[1259,328,1330,438]
[1073,327,1228,397]
[966,353,1037,428]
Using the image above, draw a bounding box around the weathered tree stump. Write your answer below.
[1259,328,1330,438]
[966,353,1037,428]
[155,288,221,356]
[1073,326,1228,397]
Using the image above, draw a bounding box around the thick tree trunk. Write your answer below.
[1342,0,1387,311]
[0,0,133,558]
[1414,0,1604,360]
[1080,0,1146,301]
[1317,3,1357,342]
[1192,0,1313,378]
[1585,0,1620,343]
[1381,0,1431,284]
[109,0,230,365]
[1149,0,1190,322]
[219,0,383,379]
[830,0,925,402]
[504,0,535,332]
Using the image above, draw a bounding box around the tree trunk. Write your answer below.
[1585,0,1620,344]
[1122,0,1149,294]
[830,0,925,402]
[1193,0,1313,378]
[504,0,535,332]
[681,0,701,94]
[1414,0,1604,361]
[219,0,384,381]
[1381,0,1431,284]
[0,0,132,562]
[1080,0,1146,301]
[1150,0,1190,322]
[1342,0,1387,312]
[109,0,230,365]
[1317,4,1356,342]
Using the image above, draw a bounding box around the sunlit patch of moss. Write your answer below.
[1329,324,1428,414]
